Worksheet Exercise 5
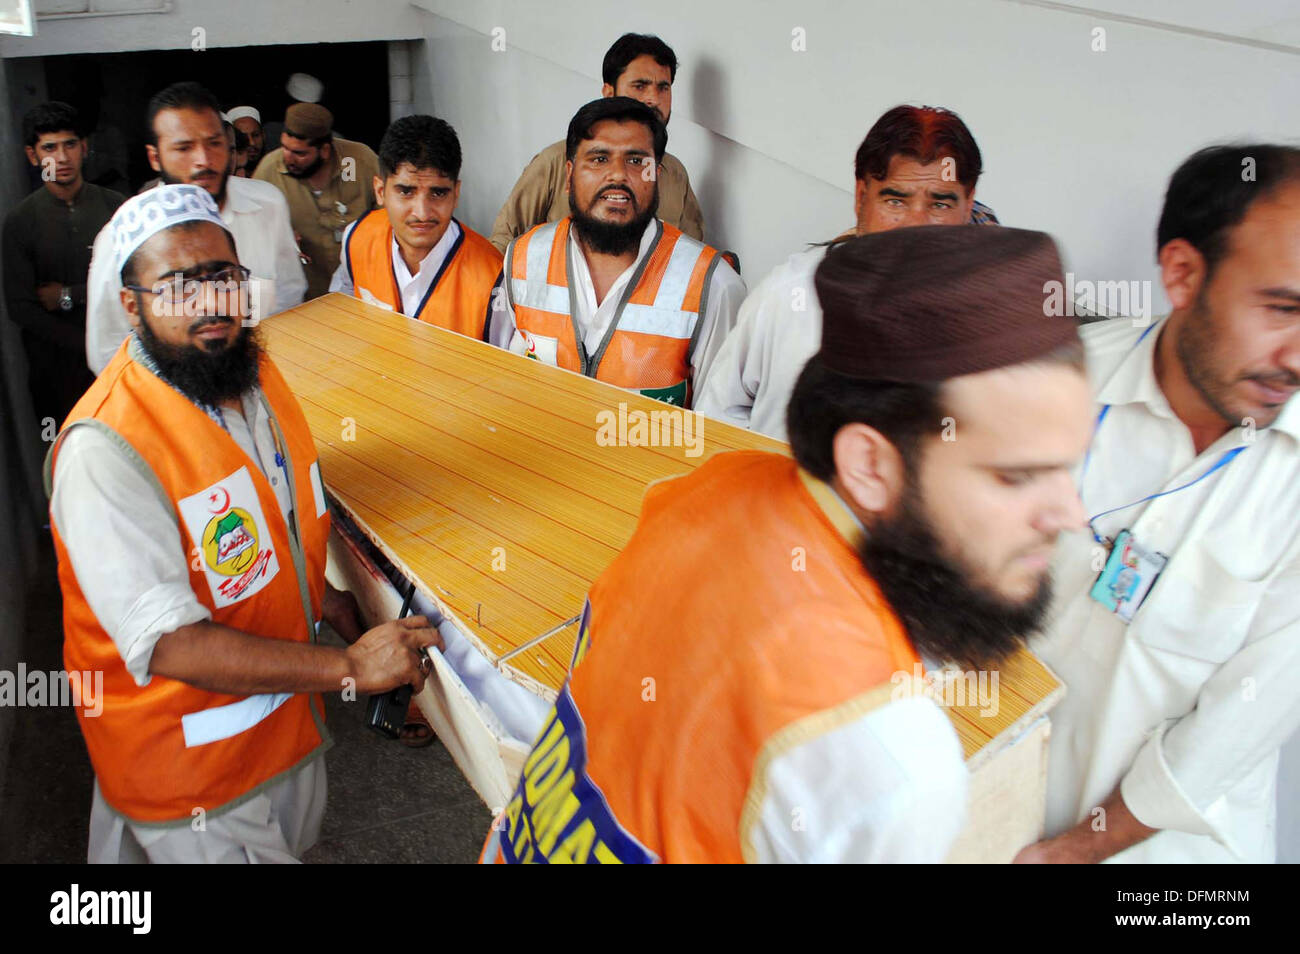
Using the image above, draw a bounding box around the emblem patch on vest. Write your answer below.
[514,329,559,366]
[178,465,281,609]
[639,381,688,406]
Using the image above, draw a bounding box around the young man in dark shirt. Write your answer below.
[3,102,124,431]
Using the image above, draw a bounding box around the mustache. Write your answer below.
[597,186,635,201]
[1244,370,1300,389]
[190,316,234,334]
[1012,534,1059,561]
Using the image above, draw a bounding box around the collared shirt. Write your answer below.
[50,336,293,687]
[488,140,704,252]
[2,181,124,354]
[84,176,308,375]
[1034,316,1300,862]
[694,202,1002,442]
[566,218,656,356]
[328,217,462,317]
[694,243,827,441]
[487,218,746,403]
[969,199,1000,225]
[252,138,380,299]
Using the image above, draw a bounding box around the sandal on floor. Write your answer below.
[399,701,436,749]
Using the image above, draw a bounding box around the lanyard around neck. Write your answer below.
[1080,322,1245,545]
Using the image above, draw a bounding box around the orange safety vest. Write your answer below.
[485,451,922,863]
[344,210,503,339]
[47,337,331,824]
[504,217,723,407]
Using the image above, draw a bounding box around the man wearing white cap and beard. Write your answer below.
[227,106,265,171]
[84,82,307,374]
[47,184,442,863]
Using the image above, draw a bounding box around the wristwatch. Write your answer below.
[59,286,73,312]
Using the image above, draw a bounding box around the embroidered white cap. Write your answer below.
[110,184,231,280]
[226,105,261,125]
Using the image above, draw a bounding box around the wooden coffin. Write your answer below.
[263,293,1062,860]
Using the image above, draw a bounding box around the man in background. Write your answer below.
[228,105,265,171]
[3,102,124,429]
[332,115,502,341]
[85,82,306,374]
[694,105,1000,442]
[253,103,380,299]
[489,98,742,408]
[489,33,703,252]
[223,119,251,178]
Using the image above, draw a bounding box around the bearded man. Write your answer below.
[487,97,744,408]
[252,102,381,300]
[48,184,439,863]
[481,225,1093,863]
[1020,144,1300,864]
[85,82,305,374]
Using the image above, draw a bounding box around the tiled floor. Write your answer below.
[0,539,489,864]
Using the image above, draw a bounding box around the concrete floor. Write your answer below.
[0,538,490,864]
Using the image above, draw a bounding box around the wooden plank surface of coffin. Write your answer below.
[262,293,785,696]
[266,294,1064,858]
[941,648,1064,763]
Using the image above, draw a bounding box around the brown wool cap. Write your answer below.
[284,103,333,141]
[814,225,1078,382]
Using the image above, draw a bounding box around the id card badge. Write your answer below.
[1089,528,1167,623]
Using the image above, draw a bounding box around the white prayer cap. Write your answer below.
[286,72,324,103]
[226,106,261,125]
[110,184,231,280]
[219,111,231,123]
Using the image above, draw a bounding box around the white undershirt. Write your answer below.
[390,219,461,317]
[329,218,461,318]
[565,220,657,358]
[490,220,746,399]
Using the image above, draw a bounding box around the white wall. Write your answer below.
[1045,1,1300,49]
[2,0,426,54]
[412,0,1300,305]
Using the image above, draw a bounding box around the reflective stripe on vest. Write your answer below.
[506,217,720,405]
[49,337,331,824]
[182,691,293,748]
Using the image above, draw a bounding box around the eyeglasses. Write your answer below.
[126,265,252,307]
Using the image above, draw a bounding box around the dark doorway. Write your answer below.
[19,40,390,195]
